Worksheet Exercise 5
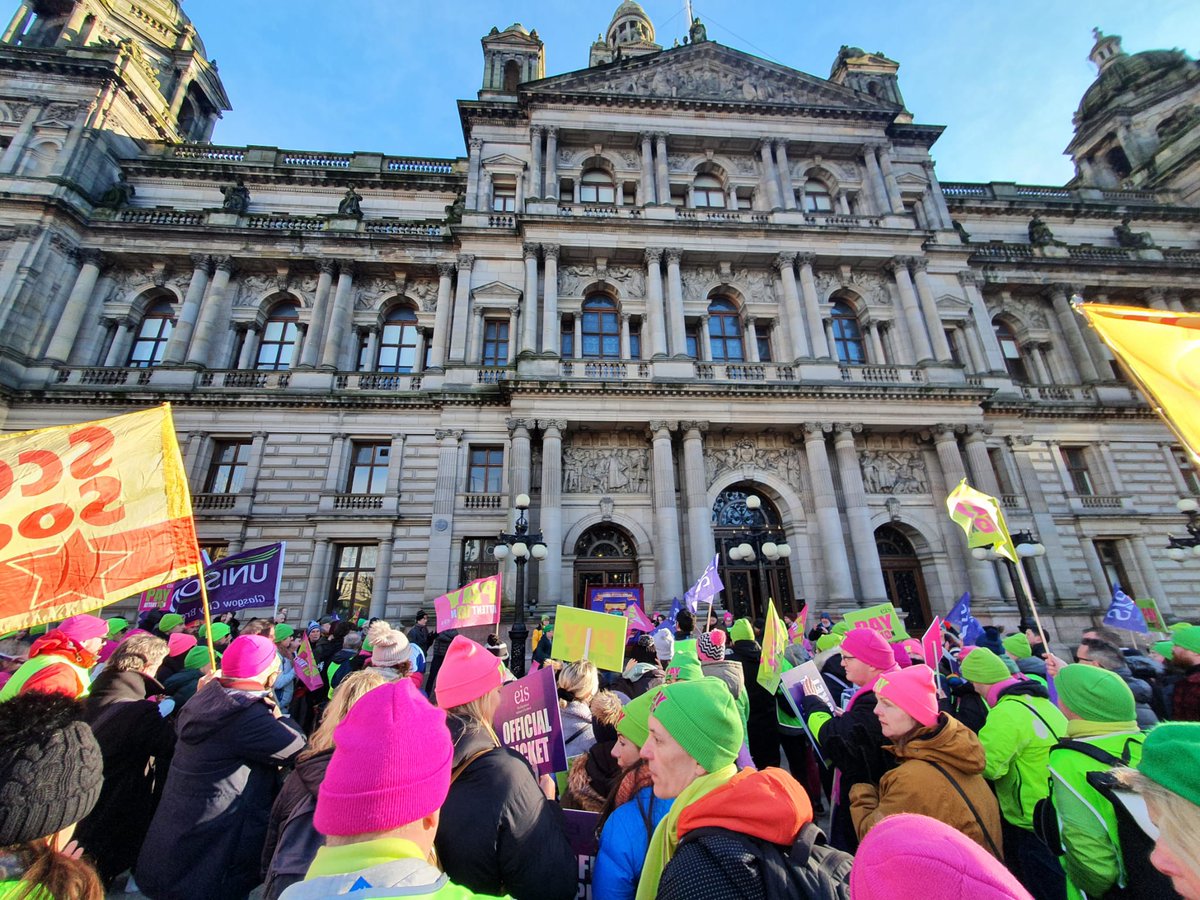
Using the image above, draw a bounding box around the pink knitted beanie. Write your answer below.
[840,628,896,671]
[58,614,108,645]
[876,664,940,727]
[435,635,503,709]
[220,634,278,680]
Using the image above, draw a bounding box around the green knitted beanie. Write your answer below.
[960,647,1012,685]
[649,679,743,773]
[1174,626,1200,654]
[1002,633,1033,660]
[106,618,128,638]
[665,642,703,683]
[184,646,217,670]
[200,622,231,643]
[730,619,755,643]
[816,633,843,653]
[158,613,185,632]
[615,688,659,748]
[1139,722,1200,807]
[1055,664,1135,723]
[831,621,850,637]
[1153,640,1175,659]
[274,624,295,643]
[1169,622,1193,633]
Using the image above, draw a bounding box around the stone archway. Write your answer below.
[875,523,932,633]
[712,483,795,621]
[571,523,639,607]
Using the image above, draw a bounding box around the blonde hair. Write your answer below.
[301,669,386,760]
[1116,767,1200,879]
[447,695,500,747]
[558,659,599,706]
[107,635,169,674]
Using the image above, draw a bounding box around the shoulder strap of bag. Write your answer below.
[924,759,1003,860]
[1011,697,1064,741]
[450,746,493,785]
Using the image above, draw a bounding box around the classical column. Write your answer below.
[802,423,854,601]
[654,134,670,206]
[103,317,136,367]
[1047,283,1100,383]
[745,318,760,362]
[888,258,934,362]
[507,419,533,499]
[796,254,830,359]
[620,313,632,359]
[572,315,582,360]
[877,145,905,214]
[922,161,952,229]
[644,248,668,357]
[361,326,380,371]
[697,315,712,362]
[774,252,810,360]
[773,139,796,209]
[759,139,782,209]
[1005,436,1082,606]
[467,138,483,210]
[933,426,999,602]
[639,132,655,205]
[304,538,334,622]
[506,308,518,364]
[43,248,103,363]
[539,420,566,603]
[424,429,463,598]
[182,431,206,487]
[664,249,687,357]
[867,322,887,363]
[448,253,474,362]
[468,306,486,364]
[385,433,407,498]
[863,145,891,214]
[323,433,349,493]
[834,424,888,603]
[236,324,260,369]
[680,422,714,582]
[427,262,454,369]
[1130,536,1173,615]
[540,245,559,354]
[963,426,1002,497]
[2,5,32,44]
[650,421,684,602]
[543,127,558,200]
[528,125,544,200]
[521,243,539,354]
[958,271,1006,373]
[1146,288,1170,312]
[185,255,234,367]
[910,259,954,362]
[320,262,355,370]
[0,98,41,173]
[160,254,210,365]
[370,537,395,619]
[297,260,336,369]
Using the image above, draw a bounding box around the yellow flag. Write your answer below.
[0,404,202,632]
[757,599,786,695]
[946,479,1017,562]
[1077,303,1200,466]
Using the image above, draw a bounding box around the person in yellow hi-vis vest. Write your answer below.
[0,614,107,701]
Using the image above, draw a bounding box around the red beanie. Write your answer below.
[220,635,278,680]
[435,635,504,709]
[852,814,1032,899]
[840,628,896,671]
[876,664,940,727]
[315,679,453,835]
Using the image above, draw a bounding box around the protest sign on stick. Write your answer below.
[434,574,501,632]
[1135,597,1168,634]
[921,617,944,670]
[550,604,626,672]
[293,632,324,692]
[780,661,839,766]
[160,542,287,622]
[494,666,566,777]
[844,602,907,641]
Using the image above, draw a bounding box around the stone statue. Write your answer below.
[220,177,250,214]
[689,17,707,43]
[1027,215,1057,247]
[952,219,971,244]
[97,171,135,210]
[1113,216,1155,249]
[445,190,465,225]
[337,186,364,219]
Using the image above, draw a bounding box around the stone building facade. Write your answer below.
[0,1,1198,637]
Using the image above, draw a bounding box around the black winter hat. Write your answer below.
[0,693,103,844]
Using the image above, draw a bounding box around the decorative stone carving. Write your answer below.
[859,449,929,494]
[733,155,757,175]
[994,295,1050,330]
[815,271,889,306]
[234,272,288,308]
[562,446,650,493]
[681,265,774,303]
[220,178,250,214]
[408,279,439,312]
[1113,217,1155,249]
[703,436,804,489]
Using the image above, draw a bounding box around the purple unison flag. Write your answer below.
[169,543,286,622]
[682,555,725,614]
[1103,582,1148,634]
[494,666,567,777]
[946,592,984,646]
[666,596,683,627]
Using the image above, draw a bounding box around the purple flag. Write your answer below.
[946,592,984,646]
[162,543,286,622]
[1102,582,1148,634]
[493,666,567,777]
[683,555,724,614]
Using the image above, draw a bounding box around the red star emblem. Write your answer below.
[0,529,131,610]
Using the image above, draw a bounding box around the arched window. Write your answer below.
[377,306,419,372]
[802,178,833,212]
[581,295,620,358]
[707,298,744,361]
[693,173,725,208]
[993,319,1029,383]
[580,168,615,204]
[830,300,865,363]
[256,301,299,371]
[503,60,521,92]
[127,299,175,368]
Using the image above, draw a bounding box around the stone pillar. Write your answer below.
[650,421,684,602]
[424,429,463,598]
[468,306,486,364]
[759,139,782,209]
[428,262,454,369]
[569,314,581,360]
[834,423,888,603]
[1130,536,1173,615]
[539,420,566,602]
[370,536,395,619]
[644,248,668,357]
[506,308,518,364]
[448,253,474,362]
[2,4,32,44]
[697,316,712,362]
[775,252,810,360]
[796,254,830,359]
[877,145,904,213]
[236,324,260,369]
[745,318,760,362]
[640,132,655,205]
[304,538,334,622]
[43,248,103,363]
[183,431,207,487]
[803,423,854,601]
[863,145,890,214]
[1005,436,1082,606]
[620,313,632,359]
[910,259,954,362]
[185,256,234,367]
[664,249,687,357]
[297,260,336,369]
[774,139,796,209]
[103,317,136,367]
[320,262,355,370]
[161,254,211,365]
[543,127,558,200]
[958,271,1006,373]
[467,138,483,210]
[540,245,559,354]
[681,422,714,581]
[361,327,380,371]
[963,426,1002,497]
[0,98,41,173]
[1146,288,1170,312]
[654,134,670,206]
[508,419,533,499]
[521,243,539,354]
[528,125,544,200]
[323,433,349,493]
[1097,441,1125,494]
[933,425,998,602]
[888,258,934,362]
[922,161,952,228]
[1047,284,1100,383]
[867,322,887,363]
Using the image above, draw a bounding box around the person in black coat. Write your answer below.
[432,635,577,900]
[75,635,176,887]
[727,618,780,769]
[135,635,306,900]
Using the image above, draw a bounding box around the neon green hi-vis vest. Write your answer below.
[0,654,92,702]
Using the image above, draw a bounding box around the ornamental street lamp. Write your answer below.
[1165,498,1200,561]
[492,492,546,678]
[972,529,1045,624]
[724,494,791,620]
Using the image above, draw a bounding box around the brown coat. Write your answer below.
[850,712,1004,859]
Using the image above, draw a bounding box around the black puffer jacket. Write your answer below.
[728,639,780,769]
[260,748,331,900]
[434,714,577,900]
[1114,664,1159,729]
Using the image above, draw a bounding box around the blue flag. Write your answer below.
[946,592,984,646]
[682,554,725,614]
[1102,582,1148,634]
[666,596,682,627]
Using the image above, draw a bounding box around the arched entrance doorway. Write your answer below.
[713,485,794,621]
[572,524,638,607]
[875,525,931,634]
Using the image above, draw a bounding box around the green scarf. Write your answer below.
[1066,718,1139,738]
[635,764,738,900]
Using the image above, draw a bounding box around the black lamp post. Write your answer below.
[1165,498,1200,561]
[725,493,791,620]
[492,492,545,678]
[973,529,1045,622]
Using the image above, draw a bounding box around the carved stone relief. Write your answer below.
[681,266,775,304]
[858,434,930,494]
[559,264,645,298]
[815,271,890,307]
[991,295,1050,330]
[562,446,650,493]
[733,155,758,175]
[704,436,804,490]
[235,272,291,308]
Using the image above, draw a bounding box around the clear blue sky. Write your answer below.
[184,1,1199,186]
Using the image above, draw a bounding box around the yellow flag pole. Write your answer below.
[196,553,217,672]
[1010,555,1050,653]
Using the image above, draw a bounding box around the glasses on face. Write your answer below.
[842,654,857,664]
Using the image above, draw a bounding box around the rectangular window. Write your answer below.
[560,318,574,357]
[685,324,699,359]
[199,542,230,563]
[1093,540,1134,594]
[756,331,772,363]
[481,318,509,365]
[460,537,500,587]
[492,181,516,212]
[467,446,504,493]
[330,544,377,619]
[1062,446,1095,495]
[204,440,251,494]
[988,448,1015,496]
[629,322,641,360]
[1176,447,1200,495]
[348,441,390,494]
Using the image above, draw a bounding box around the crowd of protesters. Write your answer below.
[0,601,1199,900]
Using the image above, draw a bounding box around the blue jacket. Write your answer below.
[593,785,670,900]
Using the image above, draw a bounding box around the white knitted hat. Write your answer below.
[366,621,412,668]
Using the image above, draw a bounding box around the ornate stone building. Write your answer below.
[0,1,1198,637]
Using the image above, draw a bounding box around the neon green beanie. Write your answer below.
[200,622,230,643]
[816,633,843,652]
[650,679,743,772]
[274,624,295,643]
[615,688,659,747]
[107,618,129,638]
[184,646,217,670]
[831,621,850,637]
[730,619,755,643]
[960,647,1012,685]
[1002,633,1033,659]
[158,613,185,632]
